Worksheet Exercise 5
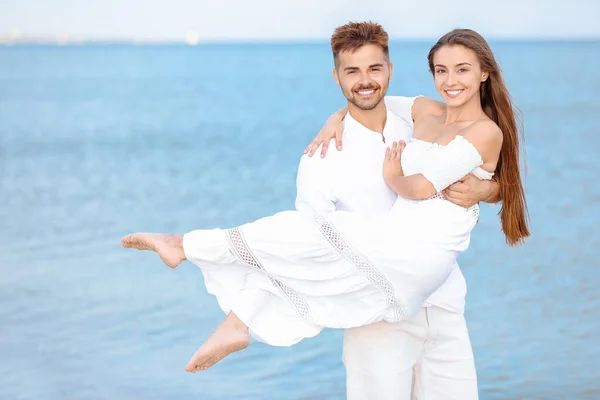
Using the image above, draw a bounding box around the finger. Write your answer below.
[460,173,475,183]
[442,188,455,199]
[307,141,318,157]
[305,140,315,155]
[320,141,329,158]
[443,187,459,198]
[385,147,391,160]
[393,142,402,159]
[447,181,468,193]
[445,189,469,206]
[442,189,464,205]
[398,141,406,152]
[306,142,316,156]
[335,130,343,150]
[394,142,400,160]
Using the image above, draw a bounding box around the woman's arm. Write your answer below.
[383,141,436,200]
[384,123,502,201]
[387,174,437,200]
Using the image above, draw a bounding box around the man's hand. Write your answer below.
[443,174,496,208]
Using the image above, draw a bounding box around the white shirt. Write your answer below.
[295,97,466,314]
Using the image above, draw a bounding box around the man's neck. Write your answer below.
[347,102,387,133]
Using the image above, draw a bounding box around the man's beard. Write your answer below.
[343,81,389,111]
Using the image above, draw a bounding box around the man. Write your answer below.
[296,22,498,399]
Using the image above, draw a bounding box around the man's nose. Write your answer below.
[358,72,373,85]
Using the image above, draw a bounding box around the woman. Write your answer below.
[122,29,529,373]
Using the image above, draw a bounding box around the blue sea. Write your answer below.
[0,41,599,399]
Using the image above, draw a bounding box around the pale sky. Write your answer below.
[1,0,599,40]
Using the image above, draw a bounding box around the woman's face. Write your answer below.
[432,44,489,108]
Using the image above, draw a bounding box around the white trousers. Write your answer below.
[343,306,478,400]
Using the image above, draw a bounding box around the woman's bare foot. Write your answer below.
[185,312,250,373]
[121,233,186,268]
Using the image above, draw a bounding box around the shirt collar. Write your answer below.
[343,108,394,138]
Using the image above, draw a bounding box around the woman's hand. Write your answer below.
[383,141,406,184]
[304,107,347,158]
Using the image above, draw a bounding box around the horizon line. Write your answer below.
[1,35,600,46]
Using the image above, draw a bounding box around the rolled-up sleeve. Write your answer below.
[295,153,337,214]
[384,96,423,128]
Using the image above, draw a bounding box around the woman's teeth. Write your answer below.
[445,89,463,98]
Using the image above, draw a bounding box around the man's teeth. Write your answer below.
[357,89,376,95]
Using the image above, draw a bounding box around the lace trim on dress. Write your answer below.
[226,227,313,322]
[312,214,406,322]
[428,192,480,221]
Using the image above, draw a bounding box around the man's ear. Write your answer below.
[333,67,340,86]
[389,62,394,81]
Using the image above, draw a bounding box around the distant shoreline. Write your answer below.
[1,37,599,47]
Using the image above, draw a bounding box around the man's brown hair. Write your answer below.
[330,21,390,67]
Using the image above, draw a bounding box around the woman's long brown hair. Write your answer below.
[428,29,530,245]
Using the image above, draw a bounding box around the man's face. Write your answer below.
[333,44,392,111]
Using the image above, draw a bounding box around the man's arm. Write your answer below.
[384,96,421,127]
[443,175,501,207]
[481,178,501,204]
[295,151,337,214]
[384,96,446,126]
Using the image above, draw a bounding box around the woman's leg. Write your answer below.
[122,233,251,371]
[121,211,466,370]
[185,311,250,373]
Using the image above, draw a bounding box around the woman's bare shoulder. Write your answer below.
[463,119,502,142]
[461,119,503,161]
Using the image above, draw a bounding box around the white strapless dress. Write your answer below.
[183,136,493,346]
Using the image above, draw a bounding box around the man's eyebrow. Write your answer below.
[343,63,384,71]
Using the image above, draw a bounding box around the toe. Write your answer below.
[121,235,130,248]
